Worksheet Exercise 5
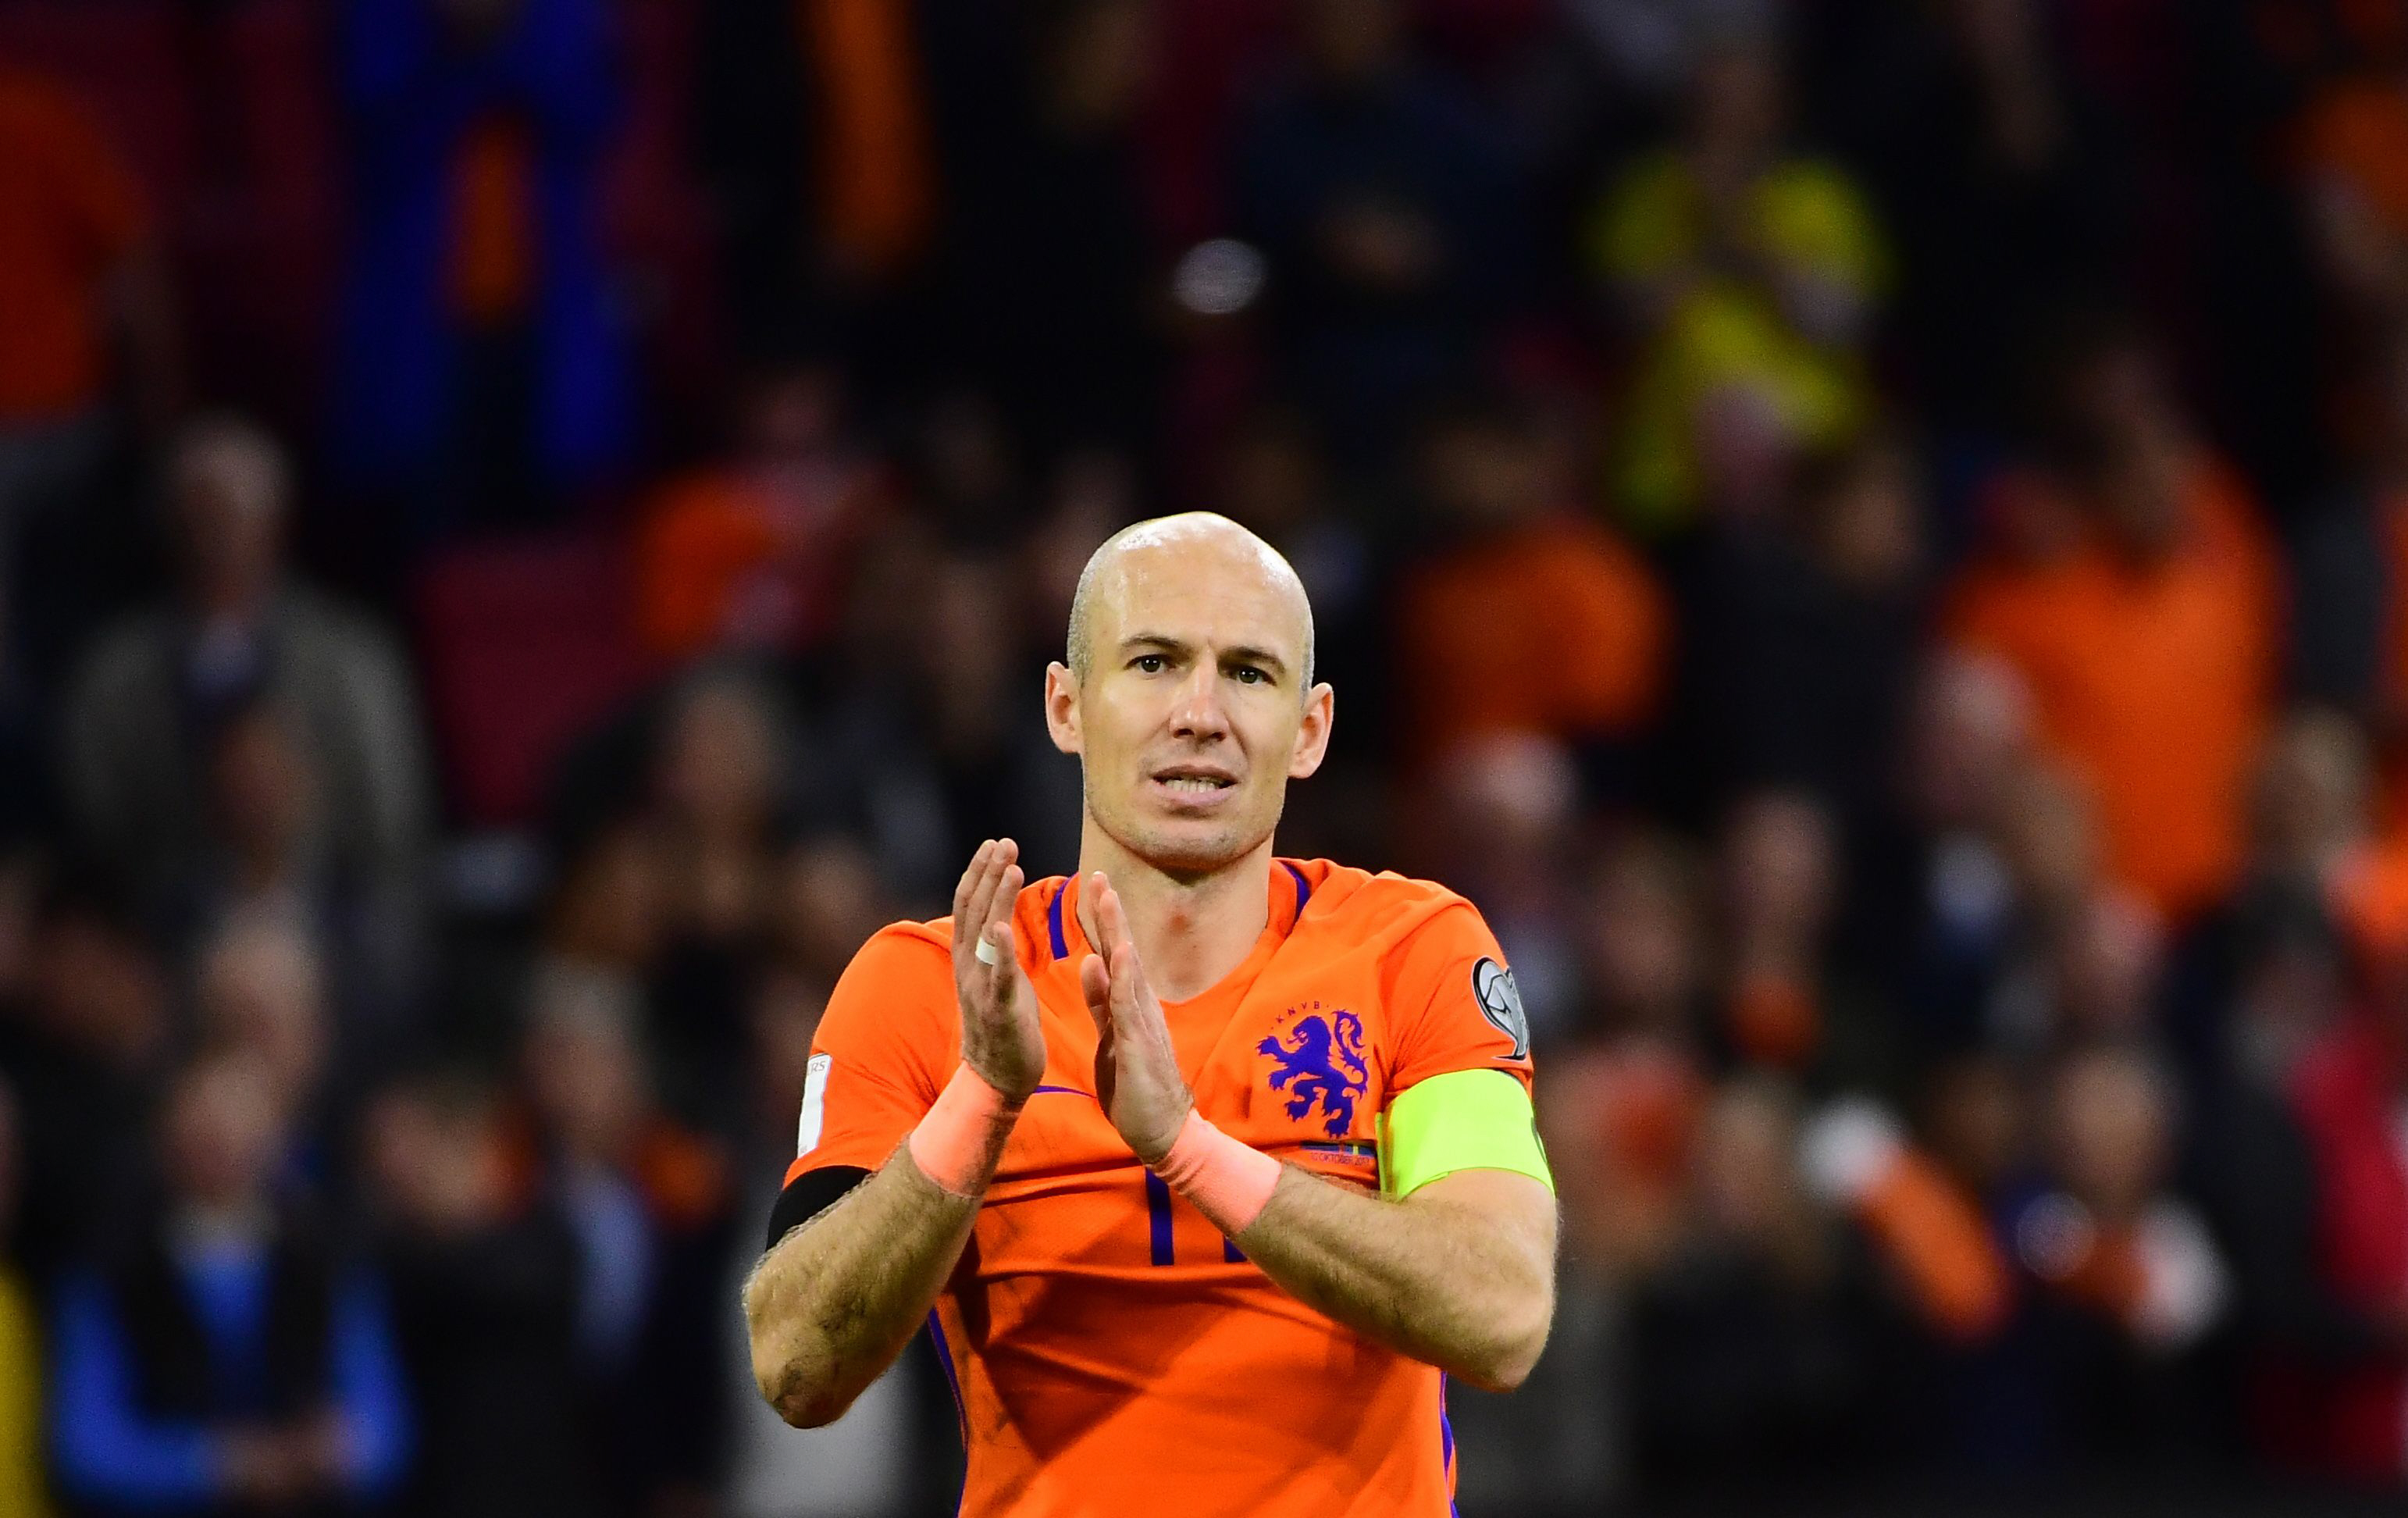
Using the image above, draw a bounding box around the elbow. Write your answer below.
[750,1343,854,1430]
[744,1292,853,1428]
[1454,1281,1555,1394]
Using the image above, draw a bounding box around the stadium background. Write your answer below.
[9,0,2408,1513]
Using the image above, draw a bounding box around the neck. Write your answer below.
[1075,822,1275,1003]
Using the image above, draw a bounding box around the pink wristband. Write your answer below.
[1152,1111,1282,1236]
[907,1064,1021,1197]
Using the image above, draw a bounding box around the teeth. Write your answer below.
[1161,776,1227,792]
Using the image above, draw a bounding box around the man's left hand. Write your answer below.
[1078,874,1193,1165]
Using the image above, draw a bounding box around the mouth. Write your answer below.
[1147,765,1239,805]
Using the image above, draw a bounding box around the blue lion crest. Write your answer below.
[1257,1010,1370,1137]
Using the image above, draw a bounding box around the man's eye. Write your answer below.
[1134,654,1165,674]
[1233,666,1265,685]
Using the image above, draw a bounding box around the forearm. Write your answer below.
[1232,1168,1556,1392]
[743,1148,981,1427]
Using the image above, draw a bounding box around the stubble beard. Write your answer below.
[1085,786,1284,886]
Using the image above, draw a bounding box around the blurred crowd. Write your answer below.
[12,0,2408,1513]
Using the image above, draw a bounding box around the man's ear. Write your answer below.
[1044,662,1083,756]
[1288,682,1334,779]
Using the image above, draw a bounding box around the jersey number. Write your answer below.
[1142,1171,1245,1265]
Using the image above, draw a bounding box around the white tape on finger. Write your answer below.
[974,935,1003,966]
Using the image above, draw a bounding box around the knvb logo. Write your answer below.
[1258,1005,1370,1138]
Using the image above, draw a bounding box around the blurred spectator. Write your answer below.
[2248,890,2408,1482]
[1392,393,1667,773]
[2298,47,2408,326]
[635,361,883,664]
[1944,322,2279,920]
[1715,789,1891,1091]
[720,971,927,1518]
[0,878,169,1282]
[1557,0,1776,112]
[518,975,735,1514]
[904,387,1029,545]
[1233,0,1523,462]
[0,1078,47,1517]
[2291,332,2408,830]
[1596,35,1886,533]
[939,0,1167,458]
[1978,757,2168,1059]
[2175,711,2369,1089]
[1666,429,1925,827]
[639,669,796,1110]
[1873,650,2036,1063]
[693,0,936,351]
[1422,731,1584,1043]
[1206,403,1386,754]
[529,811,666,1067]
[772,836,896,991]
[802,543,1083,907]
[48,1049,408,1515]
[1626,1078,1908,1495]
[1998,1045,2228,1469]
[1808,0,2126,429]
[61,416,431,1003]
[333,0,632,527]
[1799,1097,2012,1356]
[365,1067,600,1518]
[0,61,179,517]
[194,913,338,1182]
[1543,829,1711,1280]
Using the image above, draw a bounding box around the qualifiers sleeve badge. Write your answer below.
[1471,957,1529,1060]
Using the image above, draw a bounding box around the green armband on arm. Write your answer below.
[1377,1068,1555,1199]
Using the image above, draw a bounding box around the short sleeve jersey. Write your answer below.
[782,858,1534,1517]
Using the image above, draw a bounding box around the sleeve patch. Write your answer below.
[1472,957,1529,1060]
[796,1053,832,1156]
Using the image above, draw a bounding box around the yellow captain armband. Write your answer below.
[1377,1068,1555,1199]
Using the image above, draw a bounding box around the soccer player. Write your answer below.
[745,514,1557,1514]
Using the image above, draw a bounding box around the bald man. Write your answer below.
[744,515,1556,1516]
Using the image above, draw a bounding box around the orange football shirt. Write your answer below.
[783,857,1536,1516]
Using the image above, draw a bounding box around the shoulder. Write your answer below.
[1284,859,1489,952]
[838,919,954,985]
[818,921,956,1070]
[842,871,1067,983]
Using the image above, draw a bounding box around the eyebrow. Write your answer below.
[1119,633,1291,679]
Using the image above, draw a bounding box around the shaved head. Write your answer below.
[1065,512,1314,690]
[1045,511,1332,878]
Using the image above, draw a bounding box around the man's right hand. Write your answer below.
[951,839,1045,1102]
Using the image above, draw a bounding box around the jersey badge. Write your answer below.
[1257,1005,1370,1138]
[1473,957,1530,1060]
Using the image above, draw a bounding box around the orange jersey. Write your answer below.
[784,857,1534,1516]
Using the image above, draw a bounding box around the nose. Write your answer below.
[1167,661,1231,743]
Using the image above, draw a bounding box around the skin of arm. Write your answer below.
[1235,1167,1555,1393]
[743,1146,985,1429]
[743,839,1048,1428]
[1079,876,1557,1392]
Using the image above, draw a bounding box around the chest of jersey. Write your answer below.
[973,925,1391,1279]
